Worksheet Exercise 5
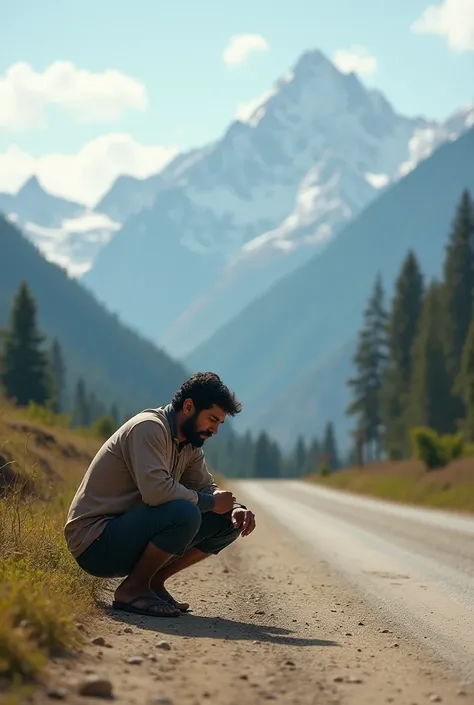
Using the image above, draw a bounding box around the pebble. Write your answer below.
[124,627,133,634]
[333,676,344,683]
[77,676,113,698]
[347,676,363,684]
[429,696,442,703]
[255,610,265,615]
[46,687,67,700]
[127,656,144,665]
[157,641,171,650]
[91,636,106,646]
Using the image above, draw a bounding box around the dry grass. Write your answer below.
[0,398,101,690]
[308,457,474,513]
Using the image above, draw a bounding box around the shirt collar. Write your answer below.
[163,403,191,449]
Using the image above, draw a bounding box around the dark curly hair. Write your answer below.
[171,372,242,416]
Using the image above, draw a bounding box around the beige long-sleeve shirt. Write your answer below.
[64,405,218,558]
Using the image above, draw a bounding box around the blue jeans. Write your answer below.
[76,499,241,578]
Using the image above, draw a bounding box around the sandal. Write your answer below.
[155,587,190,613]
[112,594,181,617]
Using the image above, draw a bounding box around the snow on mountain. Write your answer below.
[82,50,474,357]
[0,176,120,276]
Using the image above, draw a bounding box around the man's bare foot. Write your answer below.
[113,587,180,617]
[153,585,190,612]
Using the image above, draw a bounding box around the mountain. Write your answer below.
[0,214,191,418]
[0,177,120,277]
[185,127,474,449]
[83,49,473,357]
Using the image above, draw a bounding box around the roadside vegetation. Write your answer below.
[0,397,103,692]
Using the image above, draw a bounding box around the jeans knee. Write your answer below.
[169,499,202,534]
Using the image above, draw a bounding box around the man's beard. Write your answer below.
[181,412,212,448]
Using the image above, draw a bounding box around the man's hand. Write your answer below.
[212,490,236,514]
[232,507,256,537]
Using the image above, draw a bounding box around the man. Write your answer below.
[64,372,256,618]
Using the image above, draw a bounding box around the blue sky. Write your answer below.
[0,0,473,204]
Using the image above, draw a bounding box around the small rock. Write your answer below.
[358,621,365,626]
[457,690,467,697]
[91,636,106,646]
[255,610,265,615]
[345,632,352,636]
[47,687,67,700]
[77,676,113,698]
[381,629,392,633]
[124,627,133,634]
[391,643,400,648]
[429,696,442,703]
[148,654,158,662]
[157,641,171,650]
[76,622,85,631]
[333,676,344,683]
[127,656,144,665]
[239,675,249,680]
[284,660,295,667]
[347,676,363,684]
[222,567,229,573]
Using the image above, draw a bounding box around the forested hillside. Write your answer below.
[0,215,189,419]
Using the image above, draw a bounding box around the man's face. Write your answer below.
[181,402,226,447]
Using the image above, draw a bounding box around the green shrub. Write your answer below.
[411,426,447,469]
[318,461,331,477]
[90,415,116,438]
[441,432,464,461]
[25,402,71,429]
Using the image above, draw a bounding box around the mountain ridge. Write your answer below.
[185,127,474,449]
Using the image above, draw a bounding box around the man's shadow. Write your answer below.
[104,604,338,648]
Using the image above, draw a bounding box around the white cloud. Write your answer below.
[0,61,148,131]
[0,134,178,206]
[411,0,474,50]
[332,45,378,75]
[223,34,269,67]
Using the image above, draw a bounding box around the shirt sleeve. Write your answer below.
[124,420,200,507]
[180,451,218,494]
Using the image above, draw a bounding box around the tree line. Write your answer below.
[0,281,121,434]
[346,189,474,463]
[0,281,339,475]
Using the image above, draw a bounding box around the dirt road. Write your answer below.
[37,480,474,705]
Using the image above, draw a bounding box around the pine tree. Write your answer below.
[408,281,453,433]
[290,435,307,477]
[0,282,51,406]
[442,190,474,422]
[455,318,474,441]
[252,431,281,478]
[347,274,388,460]
[322,422,340,470]
[382,251,424,456]
[72,377,91,427]
[49,338,66,414]
[302,436,321,475]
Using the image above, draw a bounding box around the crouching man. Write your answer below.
[64,372,256,618]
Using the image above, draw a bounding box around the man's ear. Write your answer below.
[183,399,195,416]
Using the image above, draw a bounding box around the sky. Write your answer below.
[0,0,473,206]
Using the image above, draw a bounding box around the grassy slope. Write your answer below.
[0,398,102,690]
[307,459,474,514]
